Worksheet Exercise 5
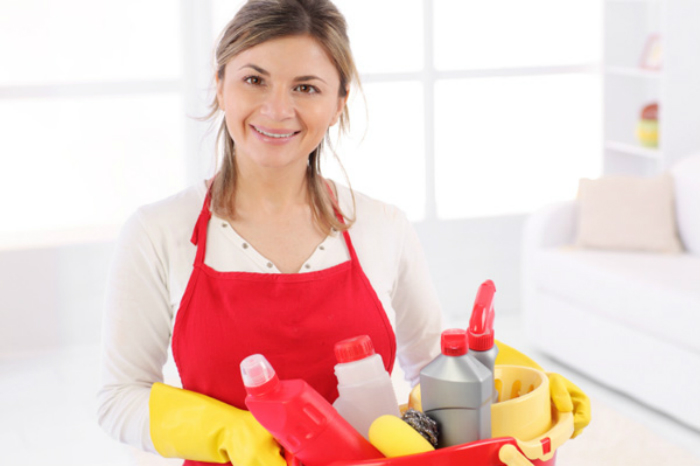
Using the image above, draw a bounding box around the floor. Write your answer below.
[1,313,698,466]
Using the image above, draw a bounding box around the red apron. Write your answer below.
[171,189,397,466]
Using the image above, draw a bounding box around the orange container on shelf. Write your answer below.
[288,365,574,466]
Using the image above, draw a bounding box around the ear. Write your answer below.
[329,90,349,127]
[215,71,225,111]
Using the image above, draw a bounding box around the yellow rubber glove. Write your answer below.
[546,372,590,439]
[495,340,591,438]
[149,382,286,466]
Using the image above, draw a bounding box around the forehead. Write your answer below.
[227,35,340,81]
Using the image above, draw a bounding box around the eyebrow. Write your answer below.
[239,64,328,84]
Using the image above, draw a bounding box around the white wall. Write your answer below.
[0,215,524,355]
[415,215,526,324]
[0,242,114,354]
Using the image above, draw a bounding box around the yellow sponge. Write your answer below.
[368,415,434,457]
[408,384,422,412]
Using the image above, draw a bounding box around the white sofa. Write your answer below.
[522,154,700,431]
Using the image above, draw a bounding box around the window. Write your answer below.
[1,0,604,247]
[321,0,427,220]
[322,0,603,221]
[0,0,187,246]
[434,74,601,218]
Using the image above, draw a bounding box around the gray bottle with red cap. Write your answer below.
[419,329,492,448]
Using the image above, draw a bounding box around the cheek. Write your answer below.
[223,94,253,127]
[308,101,343,130]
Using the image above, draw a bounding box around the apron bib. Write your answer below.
[172,189,396,466]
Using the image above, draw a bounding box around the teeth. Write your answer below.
[254,126,295,138]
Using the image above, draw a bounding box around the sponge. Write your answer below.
[408,384,422,411]
[368,415,435,458]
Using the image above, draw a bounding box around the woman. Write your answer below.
[99,1,440,464]
[98,1,588,465]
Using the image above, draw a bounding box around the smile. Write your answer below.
[252,125,299,139]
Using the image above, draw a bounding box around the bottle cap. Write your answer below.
[335,335,375,363]
[441,329,468,356]
[240,354,278,395]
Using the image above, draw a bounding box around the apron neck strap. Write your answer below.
[324,180,361,265]
[191,183,213,266]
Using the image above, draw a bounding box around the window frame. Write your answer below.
[0,0,602,249]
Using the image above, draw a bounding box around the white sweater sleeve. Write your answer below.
[391,213,442,387]
[97,209,174,453]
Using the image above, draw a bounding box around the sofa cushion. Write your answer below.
[531,248,700,353]
[670,154,700,255]
[575,174,682,253]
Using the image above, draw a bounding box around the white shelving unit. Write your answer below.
[603,0,700,176]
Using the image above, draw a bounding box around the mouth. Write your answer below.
[251,125,300,139]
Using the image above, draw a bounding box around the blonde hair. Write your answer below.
[208,0,359,232]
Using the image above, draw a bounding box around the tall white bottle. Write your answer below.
[332,335,400,439]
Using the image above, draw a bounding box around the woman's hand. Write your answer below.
[149,383,286,466]
[546,372,590,438]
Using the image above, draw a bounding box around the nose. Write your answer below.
[260,87,295,121]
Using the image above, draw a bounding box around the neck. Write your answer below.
[234,161,311,216]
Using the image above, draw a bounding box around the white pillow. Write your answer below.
[670,154,700,255]
[575,174,683,253]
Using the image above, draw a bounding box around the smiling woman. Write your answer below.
[215,35,346,186]
[214,35,349,274]
[97,1,443,465]
[207,1,359,237]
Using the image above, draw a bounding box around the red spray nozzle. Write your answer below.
[468,280,496,351]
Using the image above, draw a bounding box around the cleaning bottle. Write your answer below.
[241,354,384,466]
[419,329,493,448]
[468,279,499,401]
[332,335,401,439]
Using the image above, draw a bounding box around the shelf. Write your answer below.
[605,66,661,79]
[604,0,700,174]
[605,141,661,159]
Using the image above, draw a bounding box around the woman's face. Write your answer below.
[216,35,346,175]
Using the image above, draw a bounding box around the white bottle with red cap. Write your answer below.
[419,328,493,448]
[332,335,400,439]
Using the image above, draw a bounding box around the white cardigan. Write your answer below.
[97,181,443,453]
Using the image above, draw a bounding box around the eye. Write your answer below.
[295,84,319,94]
[244,75,263,85]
